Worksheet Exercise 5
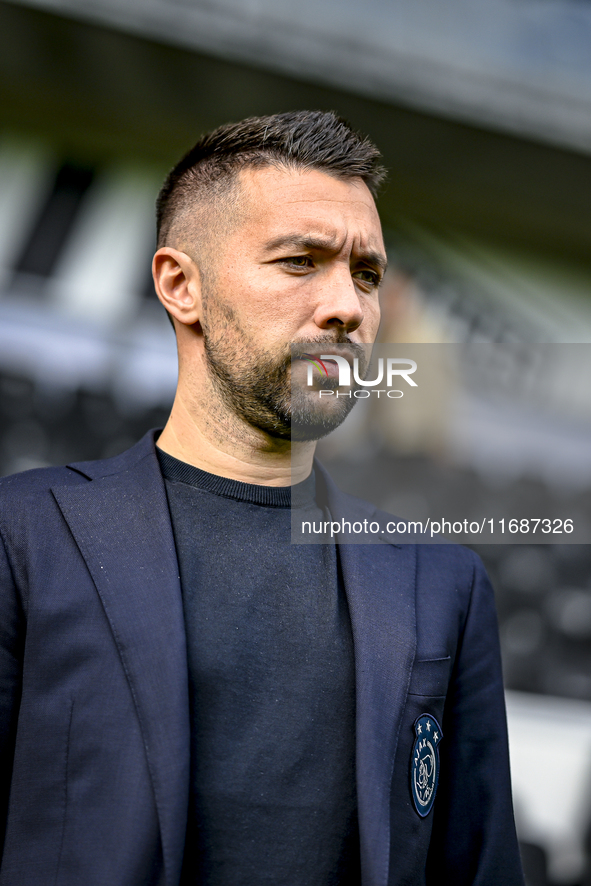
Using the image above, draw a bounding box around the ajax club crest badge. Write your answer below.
[410,714,443,817]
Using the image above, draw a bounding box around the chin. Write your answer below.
[288,403,356,442]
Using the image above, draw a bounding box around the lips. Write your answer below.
[299,348,357,362]
[317,357,341,379]
[299,353,345,379]
[294,343,368,386]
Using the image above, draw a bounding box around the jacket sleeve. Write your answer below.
[426,551,525,885]
[0,529,24,854]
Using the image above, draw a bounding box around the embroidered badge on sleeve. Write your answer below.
[410,714,443,817]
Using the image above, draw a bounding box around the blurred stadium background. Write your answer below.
[2,0,591,882]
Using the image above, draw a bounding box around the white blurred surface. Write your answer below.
[0,299,177,406]
[49,166,159,325]
[507,690,591,882]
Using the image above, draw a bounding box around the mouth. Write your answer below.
[299,343,364,376]
[296,352,351,380]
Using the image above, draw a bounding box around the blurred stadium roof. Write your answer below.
[6,0,591,155]
[2,0,591,270]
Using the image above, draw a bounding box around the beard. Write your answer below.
[201,303,367,442]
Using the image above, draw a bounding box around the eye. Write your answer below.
[284,255,314,269]
[353,268,381,287]
[278,255,314,271]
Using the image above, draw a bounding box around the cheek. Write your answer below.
[361,300,381,338]
[217,268,321,340]
[241,285,311,334]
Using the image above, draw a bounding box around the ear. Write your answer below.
[152,247,202,327]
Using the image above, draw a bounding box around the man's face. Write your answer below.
[197,164,386,441]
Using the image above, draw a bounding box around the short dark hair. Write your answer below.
[155,110,386,248]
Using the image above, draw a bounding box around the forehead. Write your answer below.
[235,165,384,251]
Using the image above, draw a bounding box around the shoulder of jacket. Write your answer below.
[0,429,160,500]
[0,464,85,496]
[412,540,482,581]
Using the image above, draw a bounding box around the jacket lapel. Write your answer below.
[51,438,189,886]
[321,469,417,886]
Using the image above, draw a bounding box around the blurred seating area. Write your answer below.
[0,370,169,474]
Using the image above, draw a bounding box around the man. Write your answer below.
[0,111,523,885]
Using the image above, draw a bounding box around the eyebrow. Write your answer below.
[265,234,388,274]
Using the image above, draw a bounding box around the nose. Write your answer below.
[313,267,364,333]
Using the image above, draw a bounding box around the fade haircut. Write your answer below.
[155,110,386,250]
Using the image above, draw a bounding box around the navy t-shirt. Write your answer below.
[157,449,360,885]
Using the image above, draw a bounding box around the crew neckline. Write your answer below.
[156,447,316,509]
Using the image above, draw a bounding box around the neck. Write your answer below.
[157,384,316,487]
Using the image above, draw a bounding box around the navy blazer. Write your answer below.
[0,431,523,886]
